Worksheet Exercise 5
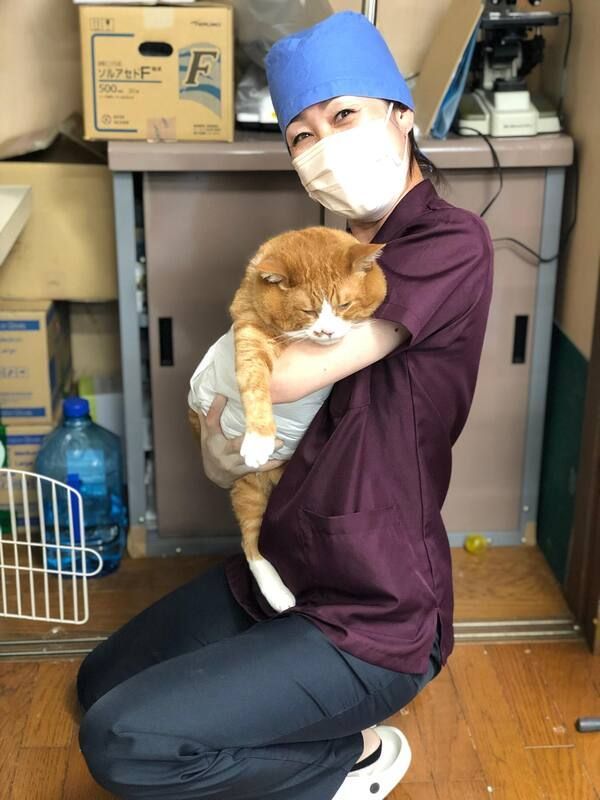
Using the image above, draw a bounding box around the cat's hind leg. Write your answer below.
[230,469,295,613]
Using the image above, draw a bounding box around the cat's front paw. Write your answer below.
[248,558,296,613]
[240,431,276,469]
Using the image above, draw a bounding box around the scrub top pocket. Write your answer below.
[298,504,415,630]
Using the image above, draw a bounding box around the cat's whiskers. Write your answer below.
[287,329,311,339]
[270,329,311,344]
[270,320,373,346]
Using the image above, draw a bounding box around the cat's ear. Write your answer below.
[249,256,290,290]
[349,243,386,273]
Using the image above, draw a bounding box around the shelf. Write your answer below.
[108,130,574,172]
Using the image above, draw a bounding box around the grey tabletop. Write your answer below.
[108,130,574,173]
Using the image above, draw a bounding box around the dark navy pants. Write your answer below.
[77,560,442,800]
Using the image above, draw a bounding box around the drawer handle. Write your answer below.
[512,315,529,364]
[159,317,174,366]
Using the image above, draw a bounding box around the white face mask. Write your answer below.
[291,102,410,223]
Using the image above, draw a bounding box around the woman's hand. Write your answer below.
[194,394,286,489]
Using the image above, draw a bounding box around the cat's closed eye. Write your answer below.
[302,309,318,317]
[337,302,351,310]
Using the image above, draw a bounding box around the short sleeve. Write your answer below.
[372,211,493,350]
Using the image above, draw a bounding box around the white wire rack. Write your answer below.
[0,468,103,625]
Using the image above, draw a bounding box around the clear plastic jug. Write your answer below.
[34,397,127,577]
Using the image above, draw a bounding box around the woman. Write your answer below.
[76,11,493,800]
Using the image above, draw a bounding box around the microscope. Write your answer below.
[458,0,561,137]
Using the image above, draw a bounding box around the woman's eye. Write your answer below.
[335,108,356,122]
[292,131,311,147]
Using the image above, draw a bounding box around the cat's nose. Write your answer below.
[316,329,334,338]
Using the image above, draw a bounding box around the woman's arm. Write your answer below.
[270,319,410,403]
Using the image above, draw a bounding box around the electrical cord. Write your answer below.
[454,125,503,218]
[453,125,579,264]
[493,146,578,262]
[557,0,573,123]
[451,1,576,263]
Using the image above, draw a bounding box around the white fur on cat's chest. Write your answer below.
[188,326,333,459]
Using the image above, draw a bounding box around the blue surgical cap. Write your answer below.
[265,11,414,134]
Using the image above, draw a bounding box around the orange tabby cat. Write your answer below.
[188,226,386,612]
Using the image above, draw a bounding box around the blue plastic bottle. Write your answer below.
[34,397,127,577]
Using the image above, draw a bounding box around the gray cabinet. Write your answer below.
[109,133,572,555]
[441,168,545,536]
[144,171,320,540]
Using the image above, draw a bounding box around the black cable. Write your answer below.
[493,146,579,264]
[493,236,565,264]
[453,126,579,265]
[451,0,576,263]
[557,0,573,123]
[454,125,503,218]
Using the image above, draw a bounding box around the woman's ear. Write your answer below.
[392,105,414,136]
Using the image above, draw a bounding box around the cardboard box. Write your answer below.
[0,0,82,159]
[78,3,234,142]
[0,300,71,426]
[0,159,117,302]
[0,186,32,268]
[412,0,483,137]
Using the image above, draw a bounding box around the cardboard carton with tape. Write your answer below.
[78,3,234,142]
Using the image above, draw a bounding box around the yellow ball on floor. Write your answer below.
[464,534,489,555]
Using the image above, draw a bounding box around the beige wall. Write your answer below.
[329,0,599,357]
[540,0,600,359]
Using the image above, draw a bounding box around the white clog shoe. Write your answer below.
[331,725,412,800]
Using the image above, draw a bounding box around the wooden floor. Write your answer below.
[1,547,596,799]
[1,640,599,799]
[451,545,572,621]
[0,545,573,645]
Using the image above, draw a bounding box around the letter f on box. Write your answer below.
[184,49,219,85]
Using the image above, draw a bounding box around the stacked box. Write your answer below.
[0,300,71,425]
[78,3,234,143]
[0,159,117,302]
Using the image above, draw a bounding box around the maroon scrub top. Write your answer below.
[224,178,494,674]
